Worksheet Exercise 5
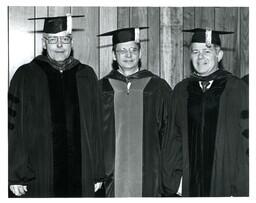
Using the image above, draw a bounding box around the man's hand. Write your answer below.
[10,185,28,196]
[94,182,103,192]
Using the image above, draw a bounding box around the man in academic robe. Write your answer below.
[98,27,180,197]
[170,28,249,196]
[8,14,104,197]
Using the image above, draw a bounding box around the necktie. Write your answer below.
[201,81,210,93]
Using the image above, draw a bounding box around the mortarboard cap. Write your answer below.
[182,28,234,47]
[97,27,149,45]
[28,14,84,34]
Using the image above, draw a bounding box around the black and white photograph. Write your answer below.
[0,0,254,201]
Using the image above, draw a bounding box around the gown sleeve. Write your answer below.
[161,82,182,196]
[233,80,249,196]
[89,71,105,183]
[8,66,35,186]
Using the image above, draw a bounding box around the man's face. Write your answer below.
[43,31,72,62]
[190,42,223,76]
[113,41,141,72]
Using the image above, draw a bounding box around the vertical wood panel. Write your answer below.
[160,7,172,87]
[195,7,215,29]
[117,7,130,28]
[99,7,117,78]
[35,7,47,57]
[71,7,99,76]
[215,7,239,76]
[48,6,71,16]
[130,7,148,70]
[148,7,160,76]
[170,7,183,87]
[240,7,249,77]
[183,7,195,78]
[70,7,89,63]
[8,6,35,81]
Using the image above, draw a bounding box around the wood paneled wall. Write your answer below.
[8,6,249,88]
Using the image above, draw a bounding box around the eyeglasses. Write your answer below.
[191,48,215,56]
[44,36,72,44]
[116,47,139,55]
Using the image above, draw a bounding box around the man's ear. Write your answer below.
[139,48,142,59]
[217,49,223,62]
[42,38,47,49]
[112,51,117,61]
[71,38,74,47]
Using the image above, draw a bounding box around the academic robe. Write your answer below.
[8,55,104,197]
[99,69,180,197]
[169,71,249,196]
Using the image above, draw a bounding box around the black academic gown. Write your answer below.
[99,70,180,197]
[8,55,104,197]
[170,70,249,196]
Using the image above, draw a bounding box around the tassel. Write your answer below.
[205,28,212,47]
[66,13,72,34]
[135,28,140,43]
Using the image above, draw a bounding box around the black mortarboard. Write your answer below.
[183,28,234,47]
[97,27,149,45]
[28,14,84,34]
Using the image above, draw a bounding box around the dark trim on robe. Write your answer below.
[187,78,226,196]
[38,61,82,197]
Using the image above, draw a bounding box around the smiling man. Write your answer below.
[169,28,249,197]
[8,14,104,197]
[43,32,72,62]
[98,27,179,197]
